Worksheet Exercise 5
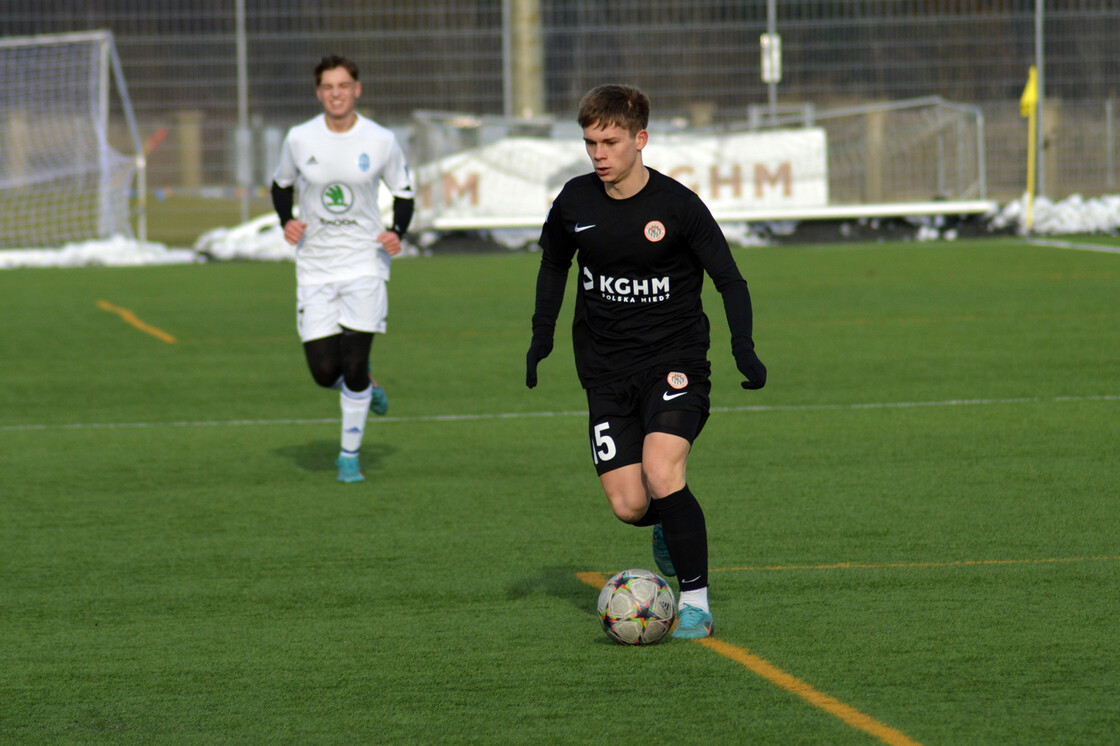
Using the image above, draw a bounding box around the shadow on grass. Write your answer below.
[507,567,636,646]
[272,439,398,472]
[507,565,596,612]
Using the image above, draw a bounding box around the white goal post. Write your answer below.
[0,30,145,248]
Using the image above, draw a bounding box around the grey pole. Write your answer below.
[767,0,777,125]
[1035,0,1045,197]
[510,0,544,119]
[236,0,250,222]
[502,0,513,119]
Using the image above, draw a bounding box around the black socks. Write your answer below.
[634,500,661,527]
[653,485,708,591]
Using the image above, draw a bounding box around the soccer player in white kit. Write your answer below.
[271,55,415,483]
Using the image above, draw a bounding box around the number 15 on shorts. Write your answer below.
[592,422,617,465]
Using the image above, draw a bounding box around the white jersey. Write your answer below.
[273,113,414,286]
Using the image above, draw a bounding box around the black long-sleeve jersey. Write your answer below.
[533,168,756,389]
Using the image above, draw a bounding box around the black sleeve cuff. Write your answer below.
[271,181,294,226]
[391,197,415,238]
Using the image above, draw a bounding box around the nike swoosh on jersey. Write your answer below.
[663,391,689,401]
[574,223,596,233]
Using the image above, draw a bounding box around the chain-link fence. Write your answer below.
[3,1,1118,222]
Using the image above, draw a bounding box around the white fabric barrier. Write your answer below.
[413,129,829,230]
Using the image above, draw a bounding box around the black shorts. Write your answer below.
[585,364,711,476]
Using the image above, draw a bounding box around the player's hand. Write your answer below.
[525,336,553,389]
[282,219,307,245]
[378,230,403,256]
[735,348,767,390]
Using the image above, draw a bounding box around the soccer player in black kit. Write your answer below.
[526,84,766,639]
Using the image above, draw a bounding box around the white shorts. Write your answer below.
[297,276,387,342]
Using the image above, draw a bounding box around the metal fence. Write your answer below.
[3,1,1118,214]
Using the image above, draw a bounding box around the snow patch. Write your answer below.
[0,235,199,269]
[3,194,1118,269]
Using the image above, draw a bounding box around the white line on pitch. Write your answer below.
[1027,237,1120,254]
[1,395,1116,433]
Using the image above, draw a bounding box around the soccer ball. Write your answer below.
[596,568,676,645]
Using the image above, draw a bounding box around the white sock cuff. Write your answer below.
[341,382,372,401]
[679,587,710,613]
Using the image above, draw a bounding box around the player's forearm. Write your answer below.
[390,197,414,237]
[719,279,755,353]
[531,262,568,335]
[271,182,294,225]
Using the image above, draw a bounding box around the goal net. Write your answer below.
[0,31,144,249]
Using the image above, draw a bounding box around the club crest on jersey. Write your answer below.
[644,220,666,242]
[667,371,689,390]
[322,182,354,214]
[358,153,370,172]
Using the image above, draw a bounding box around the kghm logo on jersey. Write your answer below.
[358,153,370,172]
[583,266,671,304]
[322,183,354,214]
[644,220,666,242]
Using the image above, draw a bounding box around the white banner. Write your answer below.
[410,129,829,230]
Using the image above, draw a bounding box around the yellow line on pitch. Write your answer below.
[573,571,920,746]
[575,571,609,588]
[697,637,921,746]
[96,300,177,343]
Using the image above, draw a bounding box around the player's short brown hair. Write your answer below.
[315,55,359,85]
[577,85,650,135]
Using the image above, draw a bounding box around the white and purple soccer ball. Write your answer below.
[596,568,676,645]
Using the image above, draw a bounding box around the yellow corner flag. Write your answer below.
[1021,66,1038,231]
[1020,66,1038,117]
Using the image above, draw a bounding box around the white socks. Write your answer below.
[339,383,372,455]
[679,587,709,613]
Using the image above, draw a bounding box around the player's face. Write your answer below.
[583,122,647,188]
[316,67,361,124]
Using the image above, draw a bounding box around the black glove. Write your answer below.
[735,348,767,390]
[525,336,553,389]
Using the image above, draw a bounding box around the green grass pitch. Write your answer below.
[1,238,1118,744]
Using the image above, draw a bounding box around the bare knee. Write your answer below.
[600,466,649,523]
[608,497,648,524]
[643,466,685,500]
